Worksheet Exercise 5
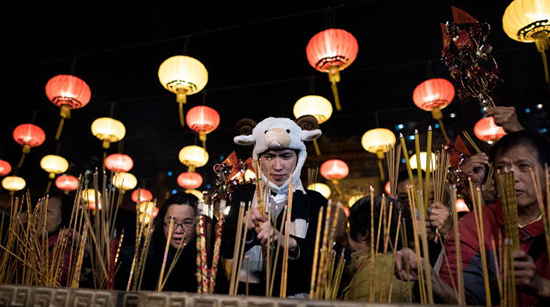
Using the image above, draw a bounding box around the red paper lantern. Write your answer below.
[306,28,358,112]
[186,106,220,146]
[105,154,134,172]
[474,116,507,143]
[46,74,91,111]
[412,78,455,119]
[0,160,12,177]
[131,189,153,203]
[177,172,203,189]
[55,174,79,192]
[306,29,359,73]
[320,159,349,180]
[13,123,46,153]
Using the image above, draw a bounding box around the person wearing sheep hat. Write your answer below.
[219,115,328,298]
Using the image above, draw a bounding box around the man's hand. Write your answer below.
[486,106,524,133]
[395,247,420,281]
[460,153,489,188]
[255,220,299,256]
[513,249,550,297]
[429,202,452,237]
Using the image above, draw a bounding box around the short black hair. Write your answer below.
[348,196,403,252]
[490,130,550,167]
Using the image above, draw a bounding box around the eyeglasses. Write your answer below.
[163,220,194,229]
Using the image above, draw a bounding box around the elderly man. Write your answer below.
[220,116,327,298]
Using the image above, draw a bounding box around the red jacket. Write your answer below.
[440,201,550,306]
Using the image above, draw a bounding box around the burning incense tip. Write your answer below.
[399,133,404,138]
[428,125,432,131]
[414,129,419,134]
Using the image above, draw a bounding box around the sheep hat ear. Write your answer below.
[233,118,257,146]
[296,115,322,141]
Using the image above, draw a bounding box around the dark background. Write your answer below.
[1,0,549,209]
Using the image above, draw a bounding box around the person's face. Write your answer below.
[396,176,435,208]
[163,204,196,248]
[494,145,545,208]
[46,197,63,234]
[259,149,298,187]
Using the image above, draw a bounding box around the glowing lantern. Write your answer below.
[138,201,158,218]
[0,160,12,177]
[55,174,79,192]
[474,116,507,143]
[40,155,69,179]
[409,152,437,172]
[320,159,349,180]
[244,169,256,182]
[13,123,46,168]
[45,74,91,140]
[186,106,220,148]
[293,95,333,156]
[105,154,134,173]
[307,183,331,199]
[113,172,138,192]
[455,198,470,213]
[2,176,26,192]
[361,128,396,181]
[83,189,102,211]
[91,117,126,149]
[293,95,333,124]
[503,0,550,84]
[185,189,203,200]
[131,189,153,203]
[177,172,203,189]
[178,145,209,171]
[306,29,359,111]
[412,78,454,142]
[158,55,208,127]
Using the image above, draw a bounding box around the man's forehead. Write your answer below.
[261,149,296,155]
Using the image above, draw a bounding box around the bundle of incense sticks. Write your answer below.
[228,202,246,296]
[496,171,519,306]
[386,144,402,196]
[406,186,427,304]
[127,200,155,291]
[531,165,550,268]
[279,177,293,298]
[309,200,346,300]
[469,180,492,306]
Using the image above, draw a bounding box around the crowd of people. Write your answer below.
[3,105,550,306]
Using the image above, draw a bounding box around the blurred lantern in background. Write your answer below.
[185,189,203,200]
[158,55,208,127]
[307,183,331,199]
[412,78,454,142]
[503,0,550,85]
[0,160,12,177]
[13,123,46,169]
[474,116,507,144]
[112,172,138,193]
[409,152,437,172]
[348,194,364,207]
[385,181,391,195]
[55,174,79,193]
[177,172,203,189]
[320,159,349,198]
[91,117,126,149]
[131,188,153,203]
[40,155,69,193]
[2,176,26,193]
[293,95,333,155]
[455,198,470,213]
[179,145,209,172]
[186,105,220,148]
[105,154,134,173]
[361,128,396,181]
[82,189,101,210]
[138,201,159,219]
[306,28,358,112]
[45,74,91,140]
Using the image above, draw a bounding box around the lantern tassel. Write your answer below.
[45,180,52,195]
[313,139,322,156]
[534,34,550,86]
[437,119,450,143]
[55,118,65,141]
[378,158,386,182]
[17,153,26,169]
[179,102,185,127]
[330,82,342,112]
